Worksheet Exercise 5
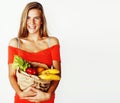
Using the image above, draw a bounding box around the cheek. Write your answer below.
[26,21,30,27]
[36,21,42,28]
[36,20,42,25]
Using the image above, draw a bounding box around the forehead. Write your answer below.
[28,9,42,17]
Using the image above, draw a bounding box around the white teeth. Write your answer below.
[29,26,35,29]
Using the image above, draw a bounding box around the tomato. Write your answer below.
[32,68,37,75]
[26,67,37,75]
[26,68,33,74]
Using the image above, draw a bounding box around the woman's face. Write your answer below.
[27,9,42,35]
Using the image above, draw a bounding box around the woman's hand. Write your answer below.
[18,86,37,99]
[24,87,51,103]
[29,62,48,69]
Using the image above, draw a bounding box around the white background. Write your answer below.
[0,0,120,103]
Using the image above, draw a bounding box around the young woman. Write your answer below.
[8,1,61,103]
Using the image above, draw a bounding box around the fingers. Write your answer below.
[39,63,48,69]
[29,62,48,69]
[30,87,42,93]
[31,83,37,88]
[23,88,50,102]
[22,91,36,98]
[21,87,37,97]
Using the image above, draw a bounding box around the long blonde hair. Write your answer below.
[18,1,48,38]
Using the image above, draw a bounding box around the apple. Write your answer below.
[32,68,37,75]
[26,67,33,74]
[26,67,37,75]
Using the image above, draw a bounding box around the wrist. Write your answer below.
[17,90,23,97]
[46,92,51,100]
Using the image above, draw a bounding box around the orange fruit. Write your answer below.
[37,67,45,74]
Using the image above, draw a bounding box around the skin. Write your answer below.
[8,9,61,103]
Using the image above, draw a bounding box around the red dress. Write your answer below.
[8,44,61,103]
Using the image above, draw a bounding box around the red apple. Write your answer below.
[26,67,33,74]
[26,68,37,75]
[32,68,37,75]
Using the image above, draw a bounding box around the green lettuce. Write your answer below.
[12,55,30,71]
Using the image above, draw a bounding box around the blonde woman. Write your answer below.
[8,1,61,103]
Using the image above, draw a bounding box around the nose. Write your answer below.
[29,18,35,24]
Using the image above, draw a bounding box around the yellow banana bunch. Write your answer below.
[39,74,60,80]
[38,69,60,80]
[41,69,60,75]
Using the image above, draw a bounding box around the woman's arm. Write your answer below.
[8,64,37,98]
[47,37,61,94]
[8,38,23,95]
[8,64,22,95]
[8,38,36,98]
[47,60,61,94]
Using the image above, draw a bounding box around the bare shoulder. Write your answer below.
[49,36,59,47]
[8,37,18,48]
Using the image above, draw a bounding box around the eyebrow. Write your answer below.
[27,15,41,18]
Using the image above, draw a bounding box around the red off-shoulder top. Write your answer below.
[8,44,61,103]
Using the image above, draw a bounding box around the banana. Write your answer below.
[39,74,60,80]
[39,69,60,80]
[41,69,60,75]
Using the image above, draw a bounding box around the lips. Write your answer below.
[28,25,36,29]
[27,24,40,33]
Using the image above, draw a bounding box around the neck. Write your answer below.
[27,33,42,42]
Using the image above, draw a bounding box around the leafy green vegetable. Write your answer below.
[12,55,30,71]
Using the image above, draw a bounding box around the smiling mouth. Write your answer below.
[29,26,36,29]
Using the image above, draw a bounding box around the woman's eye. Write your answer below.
[34,17,40,20]
[27,16,30,19]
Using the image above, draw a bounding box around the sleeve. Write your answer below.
[50,45,61,62]
[8,46,18,64]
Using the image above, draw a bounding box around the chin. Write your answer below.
[28,30,37,34]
